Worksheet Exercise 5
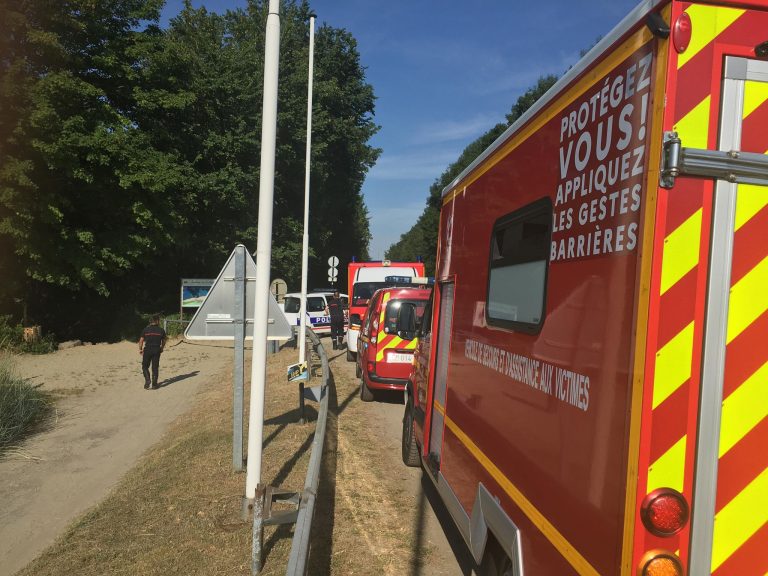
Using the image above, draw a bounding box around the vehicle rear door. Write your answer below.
[426,281,455,470]
[688,55,768,575]
[375,297,426,379]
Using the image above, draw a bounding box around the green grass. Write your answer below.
[0,354,54,451]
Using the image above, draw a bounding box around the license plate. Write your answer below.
[389,352,413,364]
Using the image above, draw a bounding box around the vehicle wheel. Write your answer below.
[401,396,420,467]
[478,538,514,576]
[360,374,374,402]
[355,361,361,378]
[346,348,355,362]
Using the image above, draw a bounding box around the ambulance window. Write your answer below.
[486,197,552,333]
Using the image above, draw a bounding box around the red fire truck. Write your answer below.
[357,285,432,401]
[400,1,768,574]
[345,260,425,361]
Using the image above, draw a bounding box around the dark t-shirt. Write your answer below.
[141,325,166,351]
[327,297,345,323]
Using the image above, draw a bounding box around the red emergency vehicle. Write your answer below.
[400,2,768,574]
[357,286,431,401]
[346,260,425,361]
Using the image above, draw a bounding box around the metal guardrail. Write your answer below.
[284,329,329,575]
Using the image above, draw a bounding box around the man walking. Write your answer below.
[326,290,345,350]
[139,314,167,389]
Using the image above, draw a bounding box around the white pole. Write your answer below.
[298,15,316,365]
[245,0,280,501]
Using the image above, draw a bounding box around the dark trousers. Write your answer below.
[330,320,345,344]
[142,349,161,386]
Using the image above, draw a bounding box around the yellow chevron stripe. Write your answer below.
[379,291,391,326]
[677,5,745,69]
[660,210,702,295]
[654,322,695,409]
[648,435,687,493]
[743,80,768,119]
[444,415,600,576]
[711,467,768,571]
[433,399,445,416]
[727,255,768,344]
[719,360,768,458]
[376,335,403,362]
[674,97,710,151]
[735,185,768,231]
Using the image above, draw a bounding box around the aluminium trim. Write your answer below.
[688,178,737,576]
[724,55,768,82]
[659,136,768,189]
[470,484,524,575]
[688,57,743,576]
[677,147,768,185]
[433,473,524,573]
[442,0,666,198]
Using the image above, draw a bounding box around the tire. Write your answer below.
[401,396,420,467]
[478,538,514,576]
[360,374,374,402]
[355,361,361,378]
[346,348,355,362]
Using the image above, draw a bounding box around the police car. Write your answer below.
[279,290,348,336]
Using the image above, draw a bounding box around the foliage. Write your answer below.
[159,313,191,339]
[0,316,57,354]
[0,0,379,341]
[386,75,559,274]
[0,354,53,451]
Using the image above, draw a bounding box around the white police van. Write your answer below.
[280,290,348,336]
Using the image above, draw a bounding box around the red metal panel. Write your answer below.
[438,37,656,575]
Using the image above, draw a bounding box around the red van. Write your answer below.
[357,286,431,401]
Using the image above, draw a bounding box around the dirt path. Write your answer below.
[0,340,234,576]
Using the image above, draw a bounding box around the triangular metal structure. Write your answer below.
[184,245,292,341]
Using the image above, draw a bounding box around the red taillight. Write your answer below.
[639,550,683,576]
[672,12,692,54]
[641,488,689,537]
[367,361,375,374]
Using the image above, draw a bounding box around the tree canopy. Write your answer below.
[0,0,379,339]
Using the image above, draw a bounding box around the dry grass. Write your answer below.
[19,346,313,576]
[305,356,432,575]
[16,344,438,576]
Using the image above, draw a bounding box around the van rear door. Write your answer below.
[687,55,768,575]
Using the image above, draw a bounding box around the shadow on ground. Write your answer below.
[155,371,199,389]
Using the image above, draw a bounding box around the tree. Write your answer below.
[0,0,380,339]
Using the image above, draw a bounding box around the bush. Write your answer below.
[0,354,54,451]
[0,316,57,354]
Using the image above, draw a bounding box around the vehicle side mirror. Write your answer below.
[396,303,417,340]
[350,313,362,327]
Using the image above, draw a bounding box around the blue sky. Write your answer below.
[161,0,641,259]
